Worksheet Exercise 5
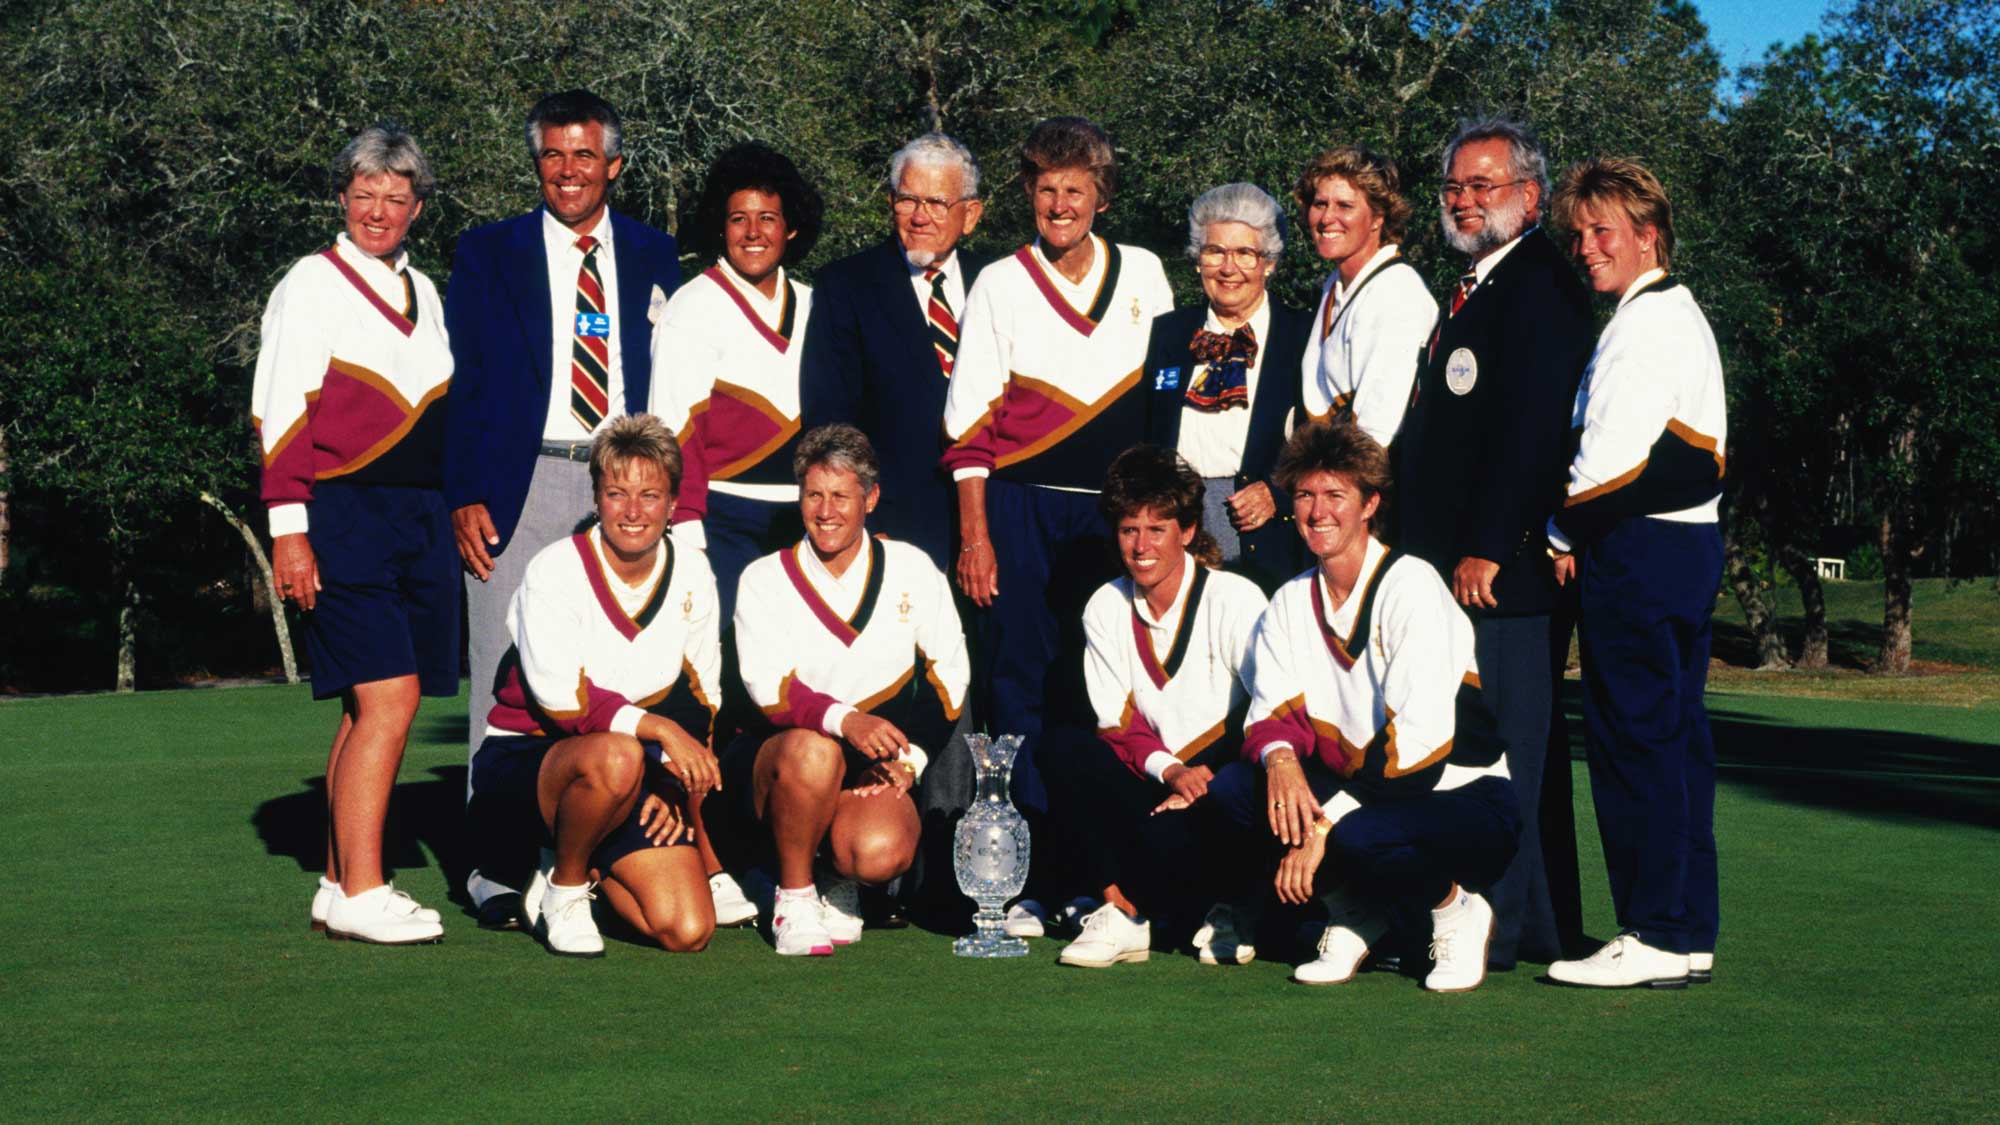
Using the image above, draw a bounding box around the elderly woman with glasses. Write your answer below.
[251,123,456,944]
[1140,182,1311,593]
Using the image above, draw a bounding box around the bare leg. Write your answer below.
[690,793,724,878]
[752,729,844,889]
[322,709,355,883]
[827,786,920,886]
[600,842,716,952]
[536,733,646,886]
[328,675,420,894]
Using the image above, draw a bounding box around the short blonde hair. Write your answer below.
[589,414,683,495]
[1551,157,1676,271]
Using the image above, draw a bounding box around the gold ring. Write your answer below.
[1273,800,1285,809]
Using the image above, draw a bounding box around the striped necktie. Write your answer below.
[1428,271,1480,361]
[924,266,958,378]
[570,235,610,431]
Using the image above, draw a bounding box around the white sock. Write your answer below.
[777,884,817,902]
[544,880,590,907]
[318,875,339,892]
[465,870,516,907]
[1435,886,1469,914]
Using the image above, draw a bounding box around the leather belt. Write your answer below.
[538,440,593,462]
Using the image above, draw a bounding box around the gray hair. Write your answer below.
[334,124,435,200]
[1185,182,1285,261]
[524,90,624,165]
[1441,113,1549,200]
[886,132,981,199]
[793,423,881,494]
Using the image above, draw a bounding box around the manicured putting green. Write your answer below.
[1,684,1993,1119]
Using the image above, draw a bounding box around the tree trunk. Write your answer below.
[1724,524,1788,670]
[1878,508,1913,674]
[116,580,139,692]
[1779,548,1830,670]
[200,490,298,685]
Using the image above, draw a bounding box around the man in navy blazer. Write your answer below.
[1392,115,1594,971]
[1143,183,1310,594]
[800,133,990,571]
[444,90,681,925]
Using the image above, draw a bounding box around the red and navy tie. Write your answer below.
[925,266,958,378]
[1428,271,1479,361]
[570,235,610,431]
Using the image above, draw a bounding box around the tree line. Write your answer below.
[1,0,1993,691]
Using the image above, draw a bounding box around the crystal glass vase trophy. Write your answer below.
[952,733,1031,958]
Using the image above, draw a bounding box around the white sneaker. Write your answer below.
[772,891,834,956]
[820,880,864,945]
[1058,904,1151,968]
[1194,903,1260,966]
[310,876,336,932]
[1689,951,1714,984]
[522,848,555,930]
[1425,889,1495,992]
[537,885,604,959]
[325,883,444,945]
[1295,891,1389,985]
[1550,933,1691,990]
[1003,898,1048,939]
[709,871,759,927]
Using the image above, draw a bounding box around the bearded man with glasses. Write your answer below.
[1389,114,1594,976]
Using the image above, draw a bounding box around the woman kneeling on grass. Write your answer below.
[1206,418,1521,991]
[723,425,970,956]
[1032,445,1270,969]
[468,414,724,958]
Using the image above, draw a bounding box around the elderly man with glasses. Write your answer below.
[1389,114,1594,975]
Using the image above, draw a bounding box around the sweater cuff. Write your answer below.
[268,502,309,539]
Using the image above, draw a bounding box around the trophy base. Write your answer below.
[952,934,1030,958]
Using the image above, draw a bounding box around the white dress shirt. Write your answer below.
[1176,297,1272,477]
[542,209,624,440]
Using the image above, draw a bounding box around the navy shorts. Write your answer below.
[303,482,459,700]
[469,733,693,876]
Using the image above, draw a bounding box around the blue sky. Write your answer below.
[1691,0,1837,72]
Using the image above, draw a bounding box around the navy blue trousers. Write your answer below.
[1473,612,1563,966]
[703,489,803,622]
[1577,517,1723,955]
[981,479,1118,742]
[1207,759,1519,921]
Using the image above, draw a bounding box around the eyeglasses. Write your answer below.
[1197,245,1267,269]
[1439,178,1526,204]
[892,193,968,218]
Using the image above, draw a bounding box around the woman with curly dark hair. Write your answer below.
[650,141,825,618]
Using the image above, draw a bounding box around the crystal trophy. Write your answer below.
[952,732,1031,958]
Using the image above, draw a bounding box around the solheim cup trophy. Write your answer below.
[952,733,1031,958]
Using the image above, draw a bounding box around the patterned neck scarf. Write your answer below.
[1185,323,1258,412]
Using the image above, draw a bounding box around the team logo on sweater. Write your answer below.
[683,591,695,621]
[1445,348,1478,395]
[897,592,912,623]
[1130,298,1143,325]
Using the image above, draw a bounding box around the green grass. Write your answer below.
[1712,575,2000,672]
[3,684,1996,1120]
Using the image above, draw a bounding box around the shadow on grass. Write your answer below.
[250,765,476,906]
[1555,681,2000,832]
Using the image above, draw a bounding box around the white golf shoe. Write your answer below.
[772,890,835,956]
[1689,951,1714,984]
[522,848,555,930]
[1549,933,1690,990]
[1058,904,1151,968]
[709,871,759,928]
[1002,898,1048,939]
[1293,890,1388,985]
[1424,888,1495,992]
[819,880,864,945]
[537,884,604,959]
[325,883,444,945]
[1193,903,1260,966]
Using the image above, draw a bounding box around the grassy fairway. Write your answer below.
[2,684,1995,1120]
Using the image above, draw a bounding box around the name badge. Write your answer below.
[574,312,611,338]
[1445,348,1478,396]
[1154,366,1181,391]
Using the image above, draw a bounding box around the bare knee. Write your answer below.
[772,730,844,794]
[580,734,645,799]
[654,913,714,953]
[843,829,916,886]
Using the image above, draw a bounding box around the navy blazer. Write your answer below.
[442,207,681,553]
[1392,227,1593,617]
[1142,302,1312,592]
[800,238,991,569]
